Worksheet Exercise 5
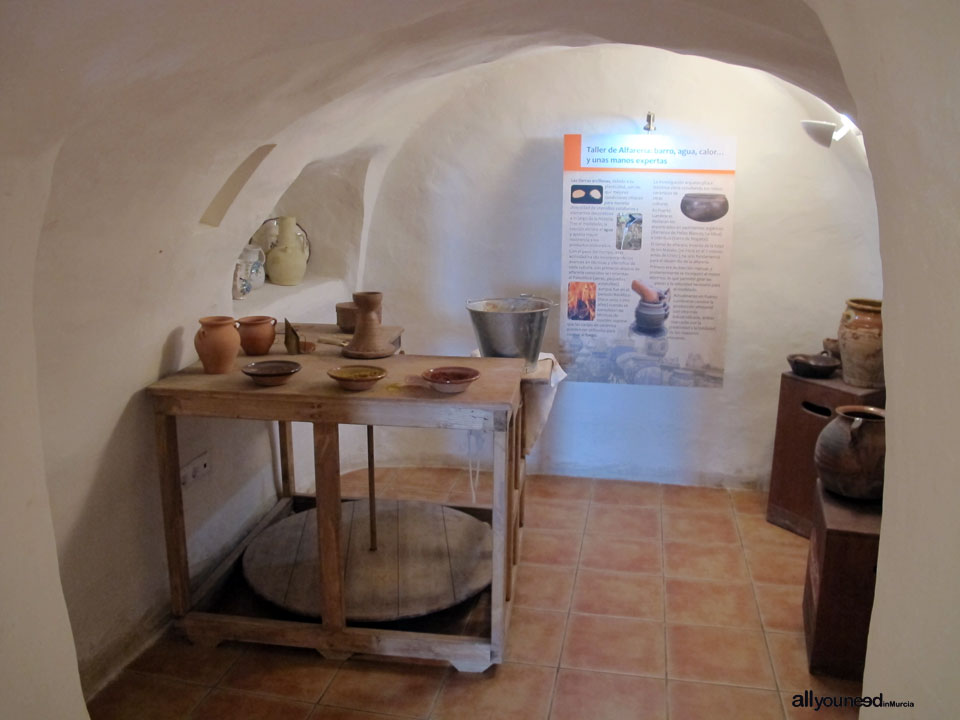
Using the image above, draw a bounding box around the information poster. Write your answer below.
[559,133,737,387]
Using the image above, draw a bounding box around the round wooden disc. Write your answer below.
[242,500,492,622]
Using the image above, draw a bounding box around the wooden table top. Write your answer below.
[147,346,525,429]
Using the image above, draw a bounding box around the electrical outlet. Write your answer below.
[180,451,211,486]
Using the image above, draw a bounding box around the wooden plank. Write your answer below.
[155,413,190,616]
[490,428,508,662]
[443,506,492,604]
[366,425,377,550]
[196,497,292,609]
[314,423,345,628]
[241,504,305,610]
[278,421,296,496]
[398,501,454,617]
[283,503,354,616]
[180,612,492,668]
[345,499,399,620]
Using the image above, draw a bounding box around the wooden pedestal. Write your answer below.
[803,479,881,681]
[766,372,884,537]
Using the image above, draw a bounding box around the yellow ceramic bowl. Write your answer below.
[327,365,387,391]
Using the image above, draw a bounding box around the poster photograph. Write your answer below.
[559,133,737,387]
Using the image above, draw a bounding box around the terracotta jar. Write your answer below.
[814,405,886,500]
[194,316,241,374]
[265,216,307,286]
[237,315,277,355]
[838,298,884,388]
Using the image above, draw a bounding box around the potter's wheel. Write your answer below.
[242,500,492,621]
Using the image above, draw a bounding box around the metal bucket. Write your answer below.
[466,295,555,372]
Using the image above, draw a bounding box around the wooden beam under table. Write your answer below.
[180,612,492,670]
[314,422,346,629]
[490,427,509,663]
[154,412,190,617]
[278,420,296,497]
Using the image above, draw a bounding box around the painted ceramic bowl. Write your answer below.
[787,353,840,379]
[421,366,480,394]
[680,193,730,222]
[242,360,301,386]
[327,365,387,391]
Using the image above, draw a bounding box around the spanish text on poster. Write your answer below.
[559,133,737,387]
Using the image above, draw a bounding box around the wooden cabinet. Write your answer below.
[766,372,884,536]
[803,479,881,680]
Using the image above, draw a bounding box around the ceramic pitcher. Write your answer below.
[265,216,307,286]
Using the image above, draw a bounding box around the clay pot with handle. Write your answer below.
[194,316,241,373]
[814,405,886,500]
[237,315,277,356]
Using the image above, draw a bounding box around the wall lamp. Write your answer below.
[801,114,860,148]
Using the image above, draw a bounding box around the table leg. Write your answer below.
[490,427,508,662]
[314,423,346,629]
[366,425,377,551]
[278,421,296,497]
[154,413,190,617]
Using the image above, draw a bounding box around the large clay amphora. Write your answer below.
[265,216,307,286]
[194,316,240,373]
[237,315,277,356]
[814,405,886,500]
[838,298,883,388]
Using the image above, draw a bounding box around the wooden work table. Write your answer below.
[147,346,527,672]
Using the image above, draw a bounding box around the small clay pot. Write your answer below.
[238,316,277,355]
[195,316,240,374]
[822,337,841,359]
[838,298,883,388]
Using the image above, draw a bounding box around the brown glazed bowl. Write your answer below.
[327,365,387,391]
[421,366,480,394]
[787,352,841,379]
[242,360,302,386]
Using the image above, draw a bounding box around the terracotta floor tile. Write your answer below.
[664,578,760,628]
[550,669,666,720]
[572,568,663,620]
[663,541,748,581]
[666,624,775,689]
[662,509,739,544]
[187,689,312,720]
[127,633,241,685]
[661,485,732,512]
[731,489,769,515]
[520,529,583,566]
[514,564,576,611]
[780,691,861,719]
[561,613,665,677]
[668,680,782,720]
[591,479,661,507]
[746,547,809,586]
[446,473,493,507]
[737,515,809,551]
[87,671,208,720]
[585,504,660,540]
[340,468,397,499]
[579,534,661,575]
[765,632,862,696]
[522,499,589,532]
[218,645,339,703]
[754,583,804,633]
[432,662,555,720]
[320,659,446,718]
[389,467,463,502]
[309,708,398,720]
[505,607,567,666]
[526,474,594,502]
